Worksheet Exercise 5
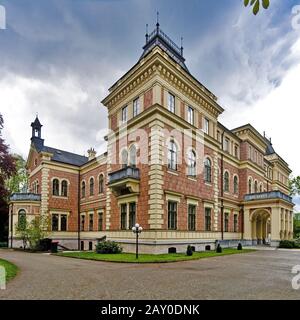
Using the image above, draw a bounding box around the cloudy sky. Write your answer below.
[1,0,300,206]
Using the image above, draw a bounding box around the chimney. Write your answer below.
[87,148,96,161]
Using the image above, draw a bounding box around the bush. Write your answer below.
[279,240,299,249]
[186,245,193,256]
[0,242,8,248]
[216,244,222,253]
[95,240,122,254]
[237,243,243,250]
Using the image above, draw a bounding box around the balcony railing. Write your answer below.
[244,191,293,204]
[108,166,140,184]
[10,193,41,202]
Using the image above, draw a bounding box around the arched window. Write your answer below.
[168,140,177,171]
[52,179,59,196]
[18,209,26,228]
[81,181,86,199]
[260,183,263,193]
[99,174,104,194]
[129,145,137,167]
[254,180,258,193]
[204,158,212,183]
[224,172,229,192]
[187,150,196,177]
[121,149,128,168]
[248,178,252,194]
[90,177,94,196]
[234,176,238,194]
[61,180,68,197]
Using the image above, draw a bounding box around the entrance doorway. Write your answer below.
[251,209,271,245]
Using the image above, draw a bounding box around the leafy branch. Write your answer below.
[244,0,270,15]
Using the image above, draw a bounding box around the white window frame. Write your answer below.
[121,105,128,123]
[187,106,194,125]
[168,93,175,113]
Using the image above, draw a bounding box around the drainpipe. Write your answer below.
[77,171,81,251]
[221,131,225,241]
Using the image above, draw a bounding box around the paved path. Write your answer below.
[0,249,300,300]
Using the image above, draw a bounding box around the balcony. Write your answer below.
[10,193,41,202]
[108,166,140,196]
[244,191,293,204]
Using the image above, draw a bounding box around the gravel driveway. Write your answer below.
[0,249,300,300]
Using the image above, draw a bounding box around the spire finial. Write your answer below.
[145,23,149,43]
[180,36,184,56]
[156,11,160,34]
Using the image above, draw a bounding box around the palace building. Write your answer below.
[9,23,294,253]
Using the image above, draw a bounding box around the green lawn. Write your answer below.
[56,248,255,263]
[0,258,18,282]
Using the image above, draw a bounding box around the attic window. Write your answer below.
[34,159,38,166]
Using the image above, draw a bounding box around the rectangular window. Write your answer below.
[168,201,177,230]
[81,215,85,232]
[133,97,140,117]
[204,118,209,134]
[249,145,252,160]
[60,214,67,231]
[89,213,94,231]
[188,204,196,231]
[52,214,59,231]
[234,145,238,158]
[224,213,229,232]
[224,138,229,152]
[205,208,211,231]
[234,214,238,233]
[98,212,103,231]
[121,203,127,230]
[187,106,194,125]
[168,93,175,113]
[129,202,136,229]
[121,105,128,123]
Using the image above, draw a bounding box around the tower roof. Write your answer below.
[140,23,189,73]
[31,115,42,128]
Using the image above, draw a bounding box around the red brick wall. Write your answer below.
[144,88,153,109]
[48,169,79,232]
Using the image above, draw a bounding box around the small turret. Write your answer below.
[31,115,44,151]
[87,148,97,161]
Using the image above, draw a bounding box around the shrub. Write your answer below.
[95,240,122,254]
[216,244,222,253]
[237,243,243,250]
[279,240,299,249]
[186,245,193,256]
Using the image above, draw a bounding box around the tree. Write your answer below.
[0,114,16,243]
[15,215,29,250]
[289,176,300,196]
[244,0,270,15]
[6,154,28,194]
[15,215,50,251]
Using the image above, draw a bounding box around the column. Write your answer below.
[243,208,252,240]
[271,207,281,245]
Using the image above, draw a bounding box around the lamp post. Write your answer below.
[132,223,143,259]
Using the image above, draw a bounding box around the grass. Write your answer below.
[56,248,255,264]
[0,258,19,282]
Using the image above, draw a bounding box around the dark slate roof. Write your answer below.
[42,146,88,166]
[140,24,189,73]
[31,116,42,128]
[265,138,276,155]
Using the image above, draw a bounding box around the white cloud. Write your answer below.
[220,38,300,177]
